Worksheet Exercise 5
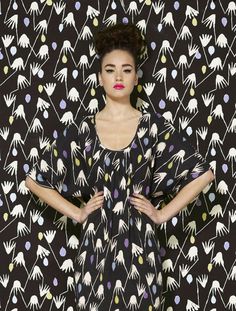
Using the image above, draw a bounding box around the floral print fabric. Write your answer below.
[28,111,210,310]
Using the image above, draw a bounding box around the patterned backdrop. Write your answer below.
[0,0,236,310]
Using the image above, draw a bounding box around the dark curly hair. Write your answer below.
[94,23,146,70]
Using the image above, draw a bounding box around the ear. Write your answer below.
[98,72,103,86]
[134,73,138,86]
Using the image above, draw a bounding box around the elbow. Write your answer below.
[208,168,215,183]
[25,176,34,192]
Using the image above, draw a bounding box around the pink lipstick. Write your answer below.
[113,83,125,90]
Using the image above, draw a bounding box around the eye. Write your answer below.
[105,69,114,73]
[124,69,132,73]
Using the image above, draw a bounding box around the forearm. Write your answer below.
[157,169,215,224]
[25,176,82,223]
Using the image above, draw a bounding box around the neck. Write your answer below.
[103,96,136,118]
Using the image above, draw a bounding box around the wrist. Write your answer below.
[155,209,167,225]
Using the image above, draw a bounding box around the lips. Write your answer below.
[113,84,125,90]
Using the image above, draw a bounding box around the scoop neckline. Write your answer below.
[93,110,144,152]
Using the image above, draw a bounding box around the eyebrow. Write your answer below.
[104,64,133,68]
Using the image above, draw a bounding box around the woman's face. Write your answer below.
[98,49,138,102]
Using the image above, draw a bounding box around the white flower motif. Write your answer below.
[68,235,79,249]
[3,241,16,255]
[80,26,92,40]
[35,20,48,34]
[3,93,16,107]
[185,5,199,19]
[127,1,139,15]
[53,296,66,309]
[18,34,30,48]
[152,1,165,15]
[62,40,74,53]
[180,264,190,277]
[196,274,208,288]
[199,34,212,47]
[31,118,43,133]
[60,111,74,125]
[187,246,198,261]
[68,87,80,102]
[28,295,40,310]
[187,98,198,113]
[162,12,174,27]
[31,266,43,280]
[226,2,236,14]
[210,204,223,218]
[10,204,24,218]
[230,266,236,281]
[167,235,179,249]
[78,296,86,309]
[86,5,100,19]
[209,57,223,70]
[166,276,179,291]
[167,87,179,101]
[1,181,14,194]
[143,83,155,96]
[212,252,224,267]
[202,241,215,255]
[114,280,124,293]
[215,74,228,89]
[227,147,236,161]
[186,299,199,311]
[180,26,192,40]
[160,40,173,54]
[226,296,236,310]
[6,15,18,29]
[184,221,196,234]
[177,54,188,68]
[154,68,167,83]
[104,14,117,26]
[162,259,174,272]
[203,14,216,29]
[44,83,56,96]
[83,271,92,286]
[5,160,18,176]
[188,44,199,57]
[17,74,30,89]
[128,295,138,310]
[0,127,9,140]
[1,34,14,47]
[54,1,66,15]
[44,230,56,244]
[55,68,68,82]
[216,33,228,48]
[0,275,9,288]
[37,45,49,60]
[130,265,140,279]
[132,243,143,257]
[63,12,75,27]
[96,284,104,299]
[85,73,97,87]
[60,259,74,272]
[184,73,196,87]
[29,2,40,15]
[211,280,223,294]
[37,245,50,259]
[30,62,41,76]
[136,19,146,33]
[201,93,214,107]
[216,222,228,237]
[13,252,25,267]
[28,147,39,162]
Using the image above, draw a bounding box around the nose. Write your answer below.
[115,70,123,81]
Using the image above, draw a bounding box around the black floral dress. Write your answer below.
[28,111,210,311]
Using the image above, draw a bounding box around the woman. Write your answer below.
[26,24,214,310]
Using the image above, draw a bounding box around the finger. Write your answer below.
[93,191,104,197]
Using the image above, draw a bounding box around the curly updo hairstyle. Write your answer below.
[94,23,146,71]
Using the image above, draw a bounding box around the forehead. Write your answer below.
[101,49,135,66]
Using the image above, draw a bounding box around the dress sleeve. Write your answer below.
[27,122,87,198]
[151,113,211,198]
